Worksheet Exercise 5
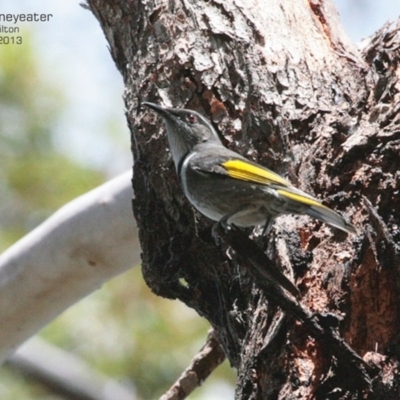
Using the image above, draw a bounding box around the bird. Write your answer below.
[142,102,356,236]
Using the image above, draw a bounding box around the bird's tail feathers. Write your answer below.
[306,204,356,235]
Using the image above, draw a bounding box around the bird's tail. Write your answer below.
[306,203,356,235]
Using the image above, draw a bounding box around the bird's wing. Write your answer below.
[190,151,289,186]
[221,159,324,207]
[189,151,356,234]
[221,159,289,186]
[189,149,356,234]
[188,147,325,208]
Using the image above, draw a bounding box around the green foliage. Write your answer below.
[0,368,54,400]
[0,33,104,249]
[40,268,235,400]
[0,33,60,157]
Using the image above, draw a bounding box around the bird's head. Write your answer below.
[143,102,222,169]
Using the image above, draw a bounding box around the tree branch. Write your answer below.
[86,0,400,396]
[160,330,226,400]
[0,171,140,362]
[6,336,137,400]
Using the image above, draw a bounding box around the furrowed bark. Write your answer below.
[87,1,400,398]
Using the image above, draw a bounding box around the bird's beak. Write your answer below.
[142,102,172,119]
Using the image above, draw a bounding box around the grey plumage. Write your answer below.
[142,102,356,235]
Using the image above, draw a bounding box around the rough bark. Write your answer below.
[87,0,400,398]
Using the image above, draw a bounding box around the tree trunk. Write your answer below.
[87,0,400,398]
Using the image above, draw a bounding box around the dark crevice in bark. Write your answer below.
[87,0,400,397]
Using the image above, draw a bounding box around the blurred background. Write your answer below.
[0,1,399,399]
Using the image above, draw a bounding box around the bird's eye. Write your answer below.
[187,114,198,124]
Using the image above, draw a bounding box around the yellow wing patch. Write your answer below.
[276,189,325,208]
[222,159,289,186]
[222,159,330,209]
